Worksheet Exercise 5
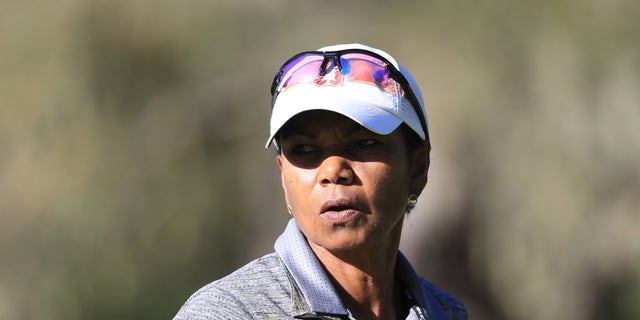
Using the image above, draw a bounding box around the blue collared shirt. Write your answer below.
[174,219,467,320]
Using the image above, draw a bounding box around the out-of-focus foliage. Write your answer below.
[1,1,638,319]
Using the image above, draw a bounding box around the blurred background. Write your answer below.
[1,0,639,319]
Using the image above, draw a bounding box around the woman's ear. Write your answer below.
[409,144,430,196]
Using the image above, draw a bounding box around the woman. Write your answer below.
[174,43,467,320]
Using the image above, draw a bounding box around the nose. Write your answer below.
[317,155,354,186]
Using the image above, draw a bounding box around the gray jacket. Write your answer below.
[174,219,468,319]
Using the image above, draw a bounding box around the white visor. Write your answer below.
[265,43,428,148]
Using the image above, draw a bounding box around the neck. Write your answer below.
[308,223,405,319]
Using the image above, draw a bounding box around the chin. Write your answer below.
[321,234,372,252]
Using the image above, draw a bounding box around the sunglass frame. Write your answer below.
[270,49,429,142]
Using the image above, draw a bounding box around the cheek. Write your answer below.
[281,167,315,204]
[365,164,410,208]
[365,162,406,187]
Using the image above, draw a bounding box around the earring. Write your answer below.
[407,194,418,210]
[287,205,293,216]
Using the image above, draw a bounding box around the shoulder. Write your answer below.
[419,278,468,320]
[173,253,292,320]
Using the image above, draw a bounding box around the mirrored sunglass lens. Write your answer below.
[340,56,390,88]
[280,55,324,90]
[278,52,394,92]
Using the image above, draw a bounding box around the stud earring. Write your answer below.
[287,205,293,216]
[407,194,418,210]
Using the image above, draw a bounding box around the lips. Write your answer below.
[320,198,361,223]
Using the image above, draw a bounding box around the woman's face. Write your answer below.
[277,110,428,253]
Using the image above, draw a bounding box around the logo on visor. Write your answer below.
[314,66,344,87]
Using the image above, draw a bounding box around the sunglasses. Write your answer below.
[270,49,429,141]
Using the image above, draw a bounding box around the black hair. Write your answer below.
[399,123,431,156]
